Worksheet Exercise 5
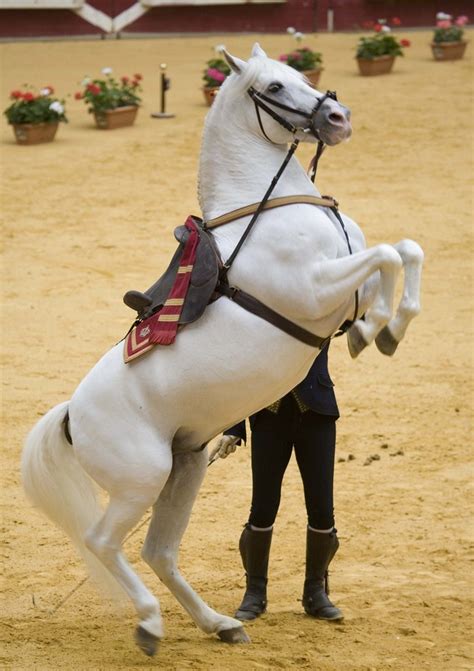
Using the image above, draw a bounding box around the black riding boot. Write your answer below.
[302,528,343,621]
[235,524,273,621]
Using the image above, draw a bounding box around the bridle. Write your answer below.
[247,86,338,144]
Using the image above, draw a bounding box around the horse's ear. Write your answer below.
[222,49,247,75]
[251,43,267,59]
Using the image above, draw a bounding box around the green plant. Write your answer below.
[4,86,67,125]
[433,13,468,43]
[202,58,231,88]
[356,19,410,60]
[76,68,142,114]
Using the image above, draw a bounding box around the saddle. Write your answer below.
[123,216,222,362]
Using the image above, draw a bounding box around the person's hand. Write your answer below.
[208,435,240,463]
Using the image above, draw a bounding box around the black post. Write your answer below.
[151,63,175,119]
[161,71,166,113]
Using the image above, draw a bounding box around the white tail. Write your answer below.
[21,401,123,597]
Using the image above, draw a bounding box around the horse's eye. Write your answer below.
[268,82,283,93]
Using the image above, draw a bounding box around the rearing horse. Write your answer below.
[22,44,423,657]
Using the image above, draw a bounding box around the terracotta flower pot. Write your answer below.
[93,105,139,130]
[430,41,467,61]
[302,68,323,88]
[357,55,396,77]
[202,86,220,106]
[12,121,59,145]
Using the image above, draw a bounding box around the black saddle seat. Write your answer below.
[123,217,222,324]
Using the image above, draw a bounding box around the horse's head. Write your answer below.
[219,43,352,147]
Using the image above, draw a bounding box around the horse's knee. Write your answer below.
[376,243,403,271]
[396,239,425,265]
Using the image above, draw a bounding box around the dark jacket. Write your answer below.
[224,345,339,443]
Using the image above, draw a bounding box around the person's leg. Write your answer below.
[235,398,295,621]
[248,400,295,529]
[294,412,343,621]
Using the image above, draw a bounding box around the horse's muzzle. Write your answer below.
[312,101,352,146]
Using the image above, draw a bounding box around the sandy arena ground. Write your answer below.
[1,30,473,671]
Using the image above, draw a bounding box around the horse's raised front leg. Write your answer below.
[375,239,424,355]
[312,244,403,357]
[84,450,172,657]
[142,449,250,644]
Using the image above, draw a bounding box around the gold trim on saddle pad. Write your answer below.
[204,194,337,229]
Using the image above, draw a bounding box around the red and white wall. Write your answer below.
[0,0,470,39]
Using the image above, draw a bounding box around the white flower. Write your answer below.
[377,18,387,24]
[49,101,64,115]
[214,44,226,54]
[436,12,452,20]
[40,87,51,96]
[101,67,113,75]
[287,26,296,34]
[294,31,304,41]
[81,77,91,86]
[381,25,391,33]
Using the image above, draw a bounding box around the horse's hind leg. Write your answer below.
[84,459,172,657]
[376,239,424,355]
[142,449,250,644]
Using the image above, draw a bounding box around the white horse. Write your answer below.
[22,44,423,657]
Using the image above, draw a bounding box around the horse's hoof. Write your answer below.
[347,324,368,358]
[218,626,251,644]
[134,625,160,657]
[375,326,399,356]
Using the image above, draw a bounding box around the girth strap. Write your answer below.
[204,194,337,230]
[216,281,330,350]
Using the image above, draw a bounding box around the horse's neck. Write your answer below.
[198,116,319,220]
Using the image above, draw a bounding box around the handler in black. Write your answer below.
[212,344,342,622]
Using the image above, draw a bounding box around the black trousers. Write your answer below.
[248,394,336,530]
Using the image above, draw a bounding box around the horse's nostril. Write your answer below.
[328,112,345,124]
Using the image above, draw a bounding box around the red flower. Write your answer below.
[391,17,401,26]
[86,83,101,96]
[121,76,129,84]
[374,23,383,32]
[134,73,143,81]
[132,80,139,87]
[10,90,23,99]
[74,91,83,99]
[400,39,411,47]
[45,85,55,94]
[23,92,35,101]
